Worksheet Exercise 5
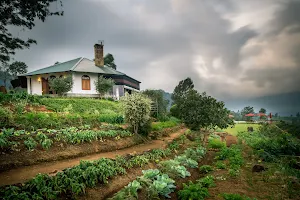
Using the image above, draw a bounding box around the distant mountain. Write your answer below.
[223,92,300,116]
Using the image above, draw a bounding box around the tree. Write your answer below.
[274,113,278,118]
[49,75,73,96]
[0,63,12,87]
[259,108,266,114]
[0,0,63,64]
[142,89,169,118]
[104,53,117,70]
[171,77,194,104]
[8,61,27,77]
[94,75,115,97]
[241,106,254,121]
[296,112,300,118]
[120,92,151,134]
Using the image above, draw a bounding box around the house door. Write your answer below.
[42,78,49,95]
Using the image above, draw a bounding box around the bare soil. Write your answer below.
[0,128,186,186]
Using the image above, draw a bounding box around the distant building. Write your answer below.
[20,43,140,99]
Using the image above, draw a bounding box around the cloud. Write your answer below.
[9,0,300,102]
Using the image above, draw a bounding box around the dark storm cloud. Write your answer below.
[10,0,300,100]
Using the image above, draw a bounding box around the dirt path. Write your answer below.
[0,129,186,186]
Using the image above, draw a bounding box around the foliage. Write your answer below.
[197,175,216,188]
[208,138,226,149]
[277,120,300,138]
[215,161,226,169]
[0,0,63,63]
[48,75,73,96]
[152,174,176,198]
[142,169,160,180]
[151,120,179,131]
[24,137,37,151]
[221,193,257,200]
[177,181,209,200]
[170,104,180,119]
[94,75,115,97]
[8,61,28,77]
[143,89,169,118]
[259,108,266,114]
[174,155,198,168]
[183,146,206,161]
[104,53,117,70]
[159,160,191,178]
[172,77,194,105]
[238,124,300,162]
[241,106,255,121]
[0,106,13,127]
[120,92,151,134]
[199,165,213,173]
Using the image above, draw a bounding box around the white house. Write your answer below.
[21,43,140,99]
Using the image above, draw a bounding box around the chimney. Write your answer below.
[94,41,104,67]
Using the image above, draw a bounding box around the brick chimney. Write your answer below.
[94,41,104,67]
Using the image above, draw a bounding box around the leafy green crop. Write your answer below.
[208,138,226,149]
[199,165,213,173]
[159,160,191,178]
[178,181,209,200]
[197,175,215,188]
[183,146,206,160]
[215,161,226,169]
[174,155,198,168]
[142,169,160,180]
[24,137,37,151]
[152,174,176,198]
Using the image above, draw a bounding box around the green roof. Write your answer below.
[22,57,127,77]
[24,57,82,76]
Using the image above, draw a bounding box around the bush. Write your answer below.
[0,107,13,127]
[49,75,73,96]
[178,181,209,200]
[199,165,213,173]
[120,93,151,134]
[208,138,226,149]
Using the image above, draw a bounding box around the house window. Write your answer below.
[82,75,90,90]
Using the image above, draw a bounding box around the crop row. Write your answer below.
[0,125,131,152]
[109,144,208,199]
[0,139,192,200]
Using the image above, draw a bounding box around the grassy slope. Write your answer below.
[218,124,260,136]
[40,98,122,114]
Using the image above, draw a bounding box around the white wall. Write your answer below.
[29,76,42,95]
[70,72,98,95]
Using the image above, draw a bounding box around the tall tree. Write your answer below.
[171,77,194,104]
[296,112,300,118]
[94,75,115,98]
[0,0,63,64]
[104,53,117,70]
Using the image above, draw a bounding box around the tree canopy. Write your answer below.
[241,106,255,121]
[104,53,117,70]
[259,108,266,114]
[172,78,233,130]
[0,0,63,64]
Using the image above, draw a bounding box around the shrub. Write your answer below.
[178,182,209,200]
[199,165,213,173]
[120,93,151,134]
[208,138,226,149]
[49,75,73,96]
[0,107,13,127]
[94,75,115,97]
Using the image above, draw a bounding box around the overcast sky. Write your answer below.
[12,0,300,101]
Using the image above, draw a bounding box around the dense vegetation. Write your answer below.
[0,125,131,152]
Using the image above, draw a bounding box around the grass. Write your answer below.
[217,124,260,136]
